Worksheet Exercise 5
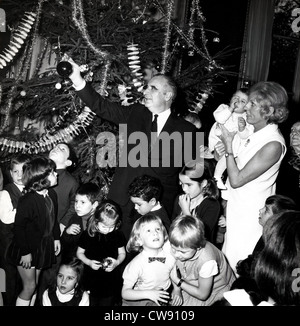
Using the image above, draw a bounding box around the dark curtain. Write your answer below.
[238,0,276,87]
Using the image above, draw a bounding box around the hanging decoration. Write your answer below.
[0,12,37,69]
[127,43,143,89]
[71,0,110,60]
[190,91,210,114]
[160,0,174,74]
[98,60,111,97]
[116,43,145,105]
[0,0,232,191]
[0,107,95,154]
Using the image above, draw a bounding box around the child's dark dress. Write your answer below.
[78,229,126,299]
[7,189,60,269]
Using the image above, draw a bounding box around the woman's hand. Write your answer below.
[218,124,237,147]
[214,141,225,161]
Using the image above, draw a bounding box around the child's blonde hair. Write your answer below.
[169,215,206,250]
[126,213,168,253]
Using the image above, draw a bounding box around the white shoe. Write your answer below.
[215,178,227,190]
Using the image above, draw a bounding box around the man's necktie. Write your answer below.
[151,114,158,134]
[149,114,158,152]
[148,257,166,263]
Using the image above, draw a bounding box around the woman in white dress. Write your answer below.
[213,81,289,274]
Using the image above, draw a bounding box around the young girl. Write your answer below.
[6,156,61,306]
[169,215,235,306]
[122,214,176,306]
[0,153,30,306]
[172,159,220,244]
[76,200,126,306]
[42,256,89,306]
[236,194,297,278]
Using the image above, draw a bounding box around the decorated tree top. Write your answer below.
[0,0,233,189]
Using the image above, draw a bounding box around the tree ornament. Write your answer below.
[20,90,26,96]
[0,12,37,70]
[55,82,62,89]
[56,61,73,77]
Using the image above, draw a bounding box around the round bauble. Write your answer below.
[56,61,73,77]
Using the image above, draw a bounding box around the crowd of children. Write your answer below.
[1,79,300,307]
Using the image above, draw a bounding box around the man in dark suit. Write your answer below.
[69,59,202,240]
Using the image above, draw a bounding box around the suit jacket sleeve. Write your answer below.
[76,82,140,125]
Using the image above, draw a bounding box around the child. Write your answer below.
[76,200,126,306]
[290,120,300,154]
[235,194,296,279]
[61,182,101,259]
[0,154,30,306]
[128,174,170,231]
[48,142,79,233]
[42,256,89,306]
[169,215,236,306]
[6,156,61,306]
[208,89,253,189]
[172,159,220,244]
[223,210,300,306]
[122,214,176,306]
[37,142,79,304]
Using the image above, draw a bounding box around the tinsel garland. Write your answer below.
[98,60,111,97]
[0,86,16,134]
[0,2,45,134]
[71,0,109,60]
[153,0,220,70]
[0,107,95,154]
[160,0,174,74]
[13,0,45,82]
[0,12,37,69]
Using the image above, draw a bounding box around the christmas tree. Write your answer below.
[0,0,233,193]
